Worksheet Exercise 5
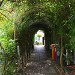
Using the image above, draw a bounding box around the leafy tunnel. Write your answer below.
[0,0,75,75]
[17,20,52,57]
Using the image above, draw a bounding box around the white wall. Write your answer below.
[34,30,44,45]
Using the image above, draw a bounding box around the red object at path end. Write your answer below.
[50,44,56,60]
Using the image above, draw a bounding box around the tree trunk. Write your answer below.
[60,35,63,67]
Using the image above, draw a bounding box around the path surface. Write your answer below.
[25,45,60,75]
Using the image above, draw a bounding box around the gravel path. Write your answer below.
[25,45,60,75]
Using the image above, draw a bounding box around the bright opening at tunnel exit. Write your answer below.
[34,30,45,45]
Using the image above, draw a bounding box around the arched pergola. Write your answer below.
[17,20,53,55]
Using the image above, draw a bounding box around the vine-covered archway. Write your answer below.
[18,21,52,56]
[0,0,75,75]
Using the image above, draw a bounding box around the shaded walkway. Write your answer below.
[25,45,60,75]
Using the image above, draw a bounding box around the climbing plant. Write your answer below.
[0,0,75,74]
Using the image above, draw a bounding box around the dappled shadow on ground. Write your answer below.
[25,45,60,75]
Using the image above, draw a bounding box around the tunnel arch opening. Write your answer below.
[34,30,45,45]
[18,21,53,58]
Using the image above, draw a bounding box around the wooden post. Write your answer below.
[60,34,63,68]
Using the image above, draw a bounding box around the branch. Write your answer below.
[0,11,12,22]
[0,8,10,13]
